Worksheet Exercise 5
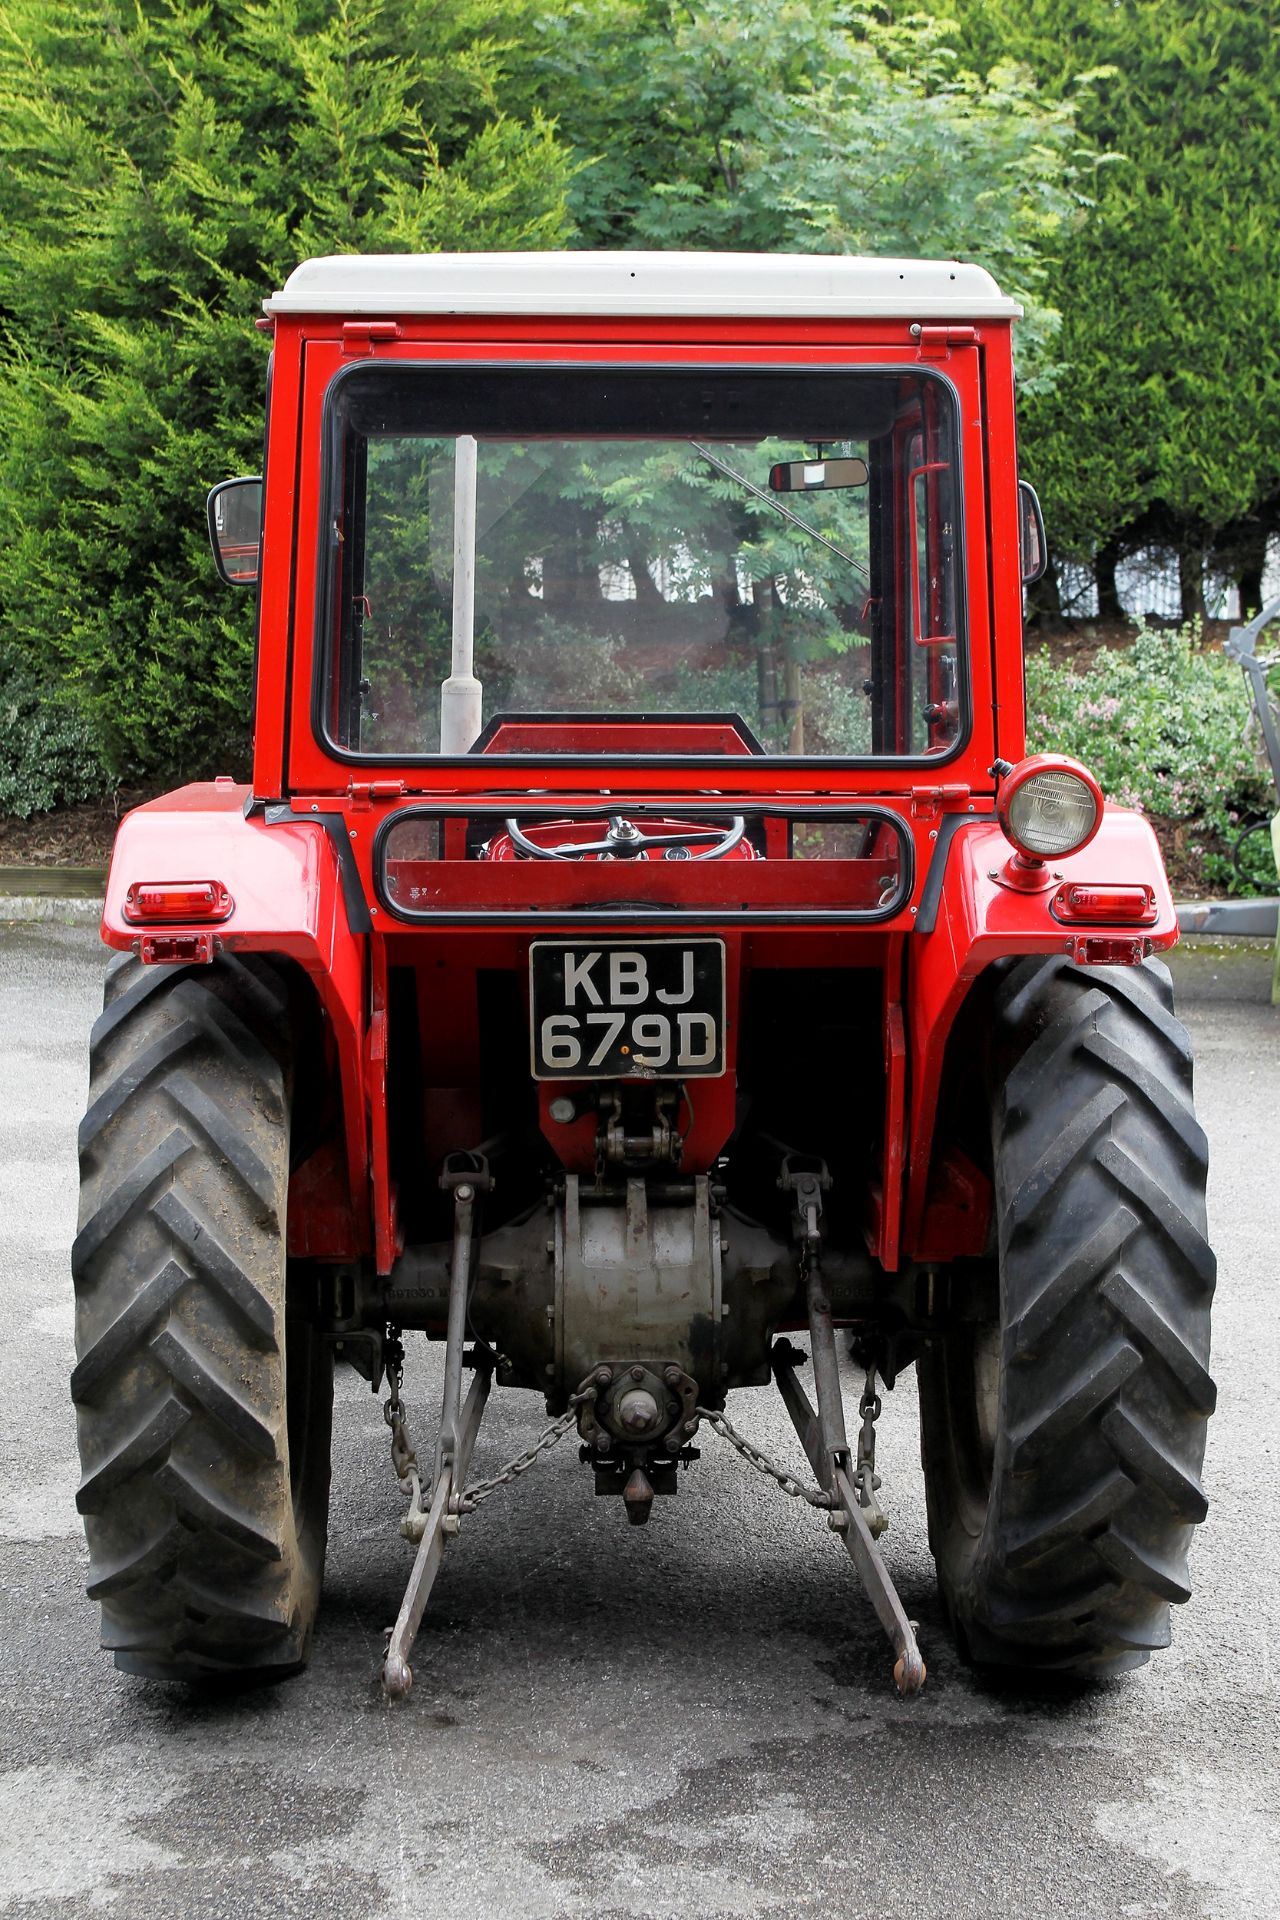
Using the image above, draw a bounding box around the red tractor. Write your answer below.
[72,253,1214,1697]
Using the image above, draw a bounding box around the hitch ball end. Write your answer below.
[892,1650,926,1697]
[383,1651,414,1700]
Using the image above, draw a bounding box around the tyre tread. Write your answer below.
[72,952,330,1679]
[920,956,1215,1674]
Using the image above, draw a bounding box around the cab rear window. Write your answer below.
[317,363,965,763]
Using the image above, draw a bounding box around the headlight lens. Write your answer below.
[1001,764,1100,858]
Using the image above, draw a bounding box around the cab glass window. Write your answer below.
[318,365,964,760]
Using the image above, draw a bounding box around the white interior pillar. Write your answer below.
[440,434,482,753]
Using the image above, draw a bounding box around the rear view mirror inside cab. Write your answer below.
[769,455,868,493]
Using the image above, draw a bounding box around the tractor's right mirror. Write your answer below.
[207,476,263,586]
[1019,480,1047,584]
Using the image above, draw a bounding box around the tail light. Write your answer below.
[1053,883,1157,926]
[1063,936,1149,967]
[138,932,217,965]
[123,880,234,924]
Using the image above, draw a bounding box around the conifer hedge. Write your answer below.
[0,0,571,793]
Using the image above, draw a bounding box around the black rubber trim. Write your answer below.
[372,907,907,929]
[914,810,997,934]
[311,357,973,776]
[263,804,373,933]
[372,801,914,928]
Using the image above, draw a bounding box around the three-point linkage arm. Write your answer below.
[383,1159,494,1699]
[775,1158,926,1697]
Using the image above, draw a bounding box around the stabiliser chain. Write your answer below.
[379,1161,925,1700]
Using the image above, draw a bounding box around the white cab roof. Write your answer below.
[265,252,1021,321]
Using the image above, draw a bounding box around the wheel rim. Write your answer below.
[285,1314,321,1527]
[972,1324,1001,1473]
[942,1322,1002,1535]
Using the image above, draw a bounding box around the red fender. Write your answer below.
[902,807,1178,1257]
[100,781,370,1255]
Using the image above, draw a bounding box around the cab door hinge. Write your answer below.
[348,778,406,809]
[910,782,971,819]
[342,321,403,357]
[912,324,978,360]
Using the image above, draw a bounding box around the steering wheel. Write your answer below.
[503,813,746,861]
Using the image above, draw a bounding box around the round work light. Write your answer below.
[997,756,1103,863]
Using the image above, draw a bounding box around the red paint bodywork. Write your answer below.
[99,295,1180,1280]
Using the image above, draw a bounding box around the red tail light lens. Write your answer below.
[1053,883,1157,926]
[123,880,234,924]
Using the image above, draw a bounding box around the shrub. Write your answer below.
[0,0,575,791]
[1025,620,1279,894]
[0,673,111,818]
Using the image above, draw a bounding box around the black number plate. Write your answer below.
[529,939,726,1080]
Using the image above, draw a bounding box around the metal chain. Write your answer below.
[383,1360,860,1528]
[382,1328,598,1524]
[383,1339,419,1491]
[695,1405,834,1509]
[454,1393,594,1512]
[856,1368,889,1538]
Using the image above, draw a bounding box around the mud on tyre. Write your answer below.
[919,955,1216,1675]
[71,951,333,1680]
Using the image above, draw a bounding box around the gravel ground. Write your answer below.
[1,925,1276,1920]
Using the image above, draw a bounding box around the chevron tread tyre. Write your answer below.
[72,952,333,1680]
[918,955,1215,1675]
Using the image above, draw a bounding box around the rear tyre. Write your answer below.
[918,955,1215,1675]
[71,952,333,1680]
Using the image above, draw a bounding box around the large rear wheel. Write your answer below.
[71,952,333,1680]
[919,955,1215,1674]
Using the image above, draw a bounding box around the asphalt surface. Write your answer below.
[1,923,1277,1920]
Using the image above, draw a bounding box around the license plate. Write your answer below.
[529,939,726,1080]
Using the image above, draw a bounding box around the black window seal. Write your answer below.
[309,358,973,777]
[262,803,373,933]
[913,811,997,935]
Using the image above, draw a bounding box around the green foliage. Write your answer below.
[1026,623,1279,894]
[538,0,1095,380]
[936,0,1280,592]
[1,0,1268,925]
[0,673,111,818]
[0,0,573,789]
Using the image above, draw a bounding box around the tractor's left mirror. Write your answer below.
[207,477,263,586]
